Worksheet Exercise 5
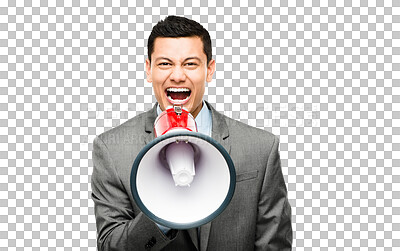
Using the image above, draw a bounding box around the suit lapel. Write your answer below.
[144,103,158,145]
[207,101,231,155]
[187,228,199,250]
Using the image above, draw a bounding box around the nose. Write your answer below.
[169,66,186,83]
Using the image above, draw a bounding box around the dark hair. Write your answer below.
[147,15,212,64]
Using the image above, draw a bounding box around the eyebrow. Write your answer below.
[183,57,202,62]
[155,57,203,63]
[155,57,173,62]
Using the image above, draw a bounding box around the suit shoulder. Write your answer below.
[222,114,276,142]
[220,112,279,169]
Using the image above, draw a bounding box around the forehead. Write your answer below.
[152,37,206,61]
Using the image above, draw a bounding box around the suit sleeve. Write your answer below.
[255,136,293,250]
[91,136,176,250]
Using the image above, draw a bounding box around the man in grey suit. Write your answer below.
[91,15,292,250]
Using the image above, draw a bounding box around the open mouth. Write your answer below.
[166,87,191,105]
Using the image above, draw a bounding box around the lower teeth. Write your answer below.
[168,95,188,101]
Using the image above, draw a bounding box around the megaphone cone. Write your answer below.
[130,106,235,229]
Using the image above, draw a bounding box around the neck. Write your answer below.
[191,102,203,118]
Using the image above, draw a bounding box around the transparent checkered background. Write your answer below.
[1,0,399,250]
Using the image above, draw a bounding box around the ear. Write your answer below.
[206,59,216,83]
[145,58,152,83]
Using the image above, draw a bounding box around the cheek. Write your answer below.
[152,71,163,84]
[151,71,169,90]
[187,68,207,84]
[192,85,205,104]
[188,72,206,97]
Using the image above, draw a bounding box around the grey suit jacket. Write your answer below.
[91,101,292,250]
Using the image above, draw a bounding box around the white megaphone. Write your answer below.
[130,105,236,229]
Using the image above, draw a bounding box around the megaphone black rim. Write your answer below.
[130,131,236,230]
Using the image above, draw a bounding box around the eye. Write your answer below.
[185,62,198,67]
[157,62,172,69]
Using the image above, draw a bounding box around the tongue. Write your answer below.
[169,92,189,100]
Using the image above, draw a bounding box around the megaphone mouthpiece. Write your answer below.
[173,105,183,115]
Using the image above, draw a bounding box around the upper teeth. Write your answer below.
[167,88,190,92]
